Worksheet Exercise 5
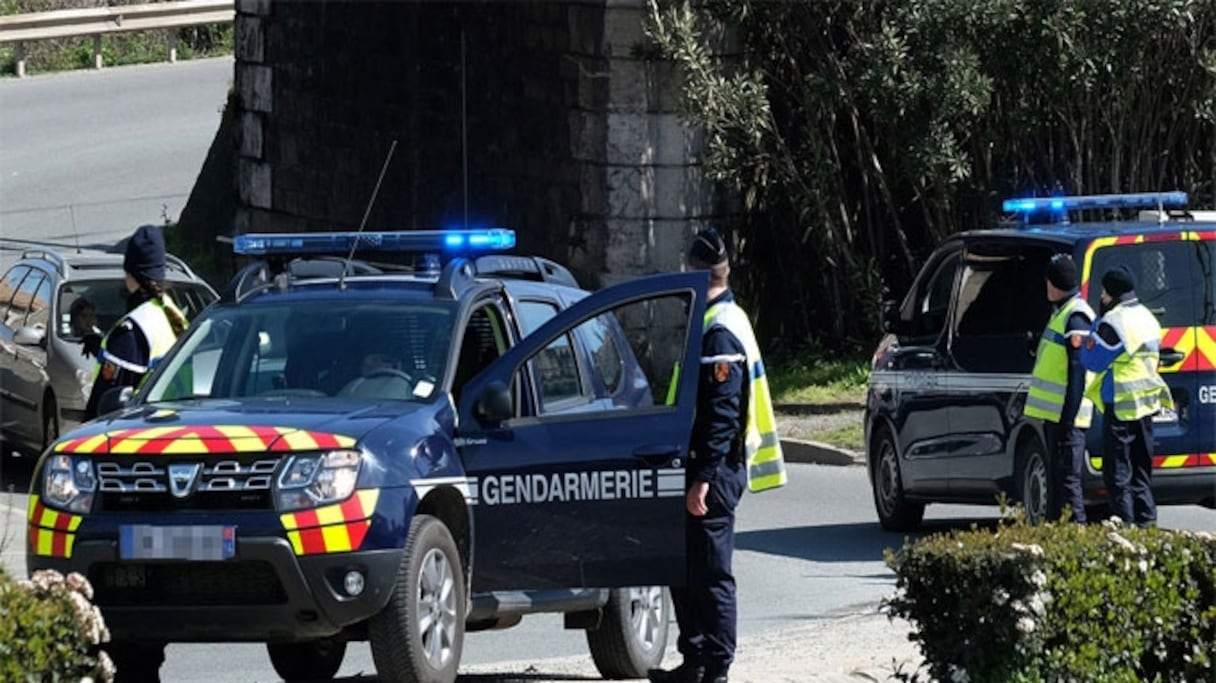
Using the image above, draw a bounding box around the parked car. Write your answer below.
[0,247,217,458]
[866,192,1216,531]
[26,229,706,682]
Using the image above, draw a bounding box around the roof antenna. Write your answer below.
[69,204,81,253]
[461,29,468,229]
[339,139,399,290]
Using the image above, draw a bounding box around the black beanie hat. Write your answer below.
[1101,265,1136,297]
[1045,253,1078,291]
[688,228,728,267]
[124,224,167,283]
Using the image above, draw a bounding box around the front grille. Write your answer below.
[91,561,287,606]
[96,457,281,511]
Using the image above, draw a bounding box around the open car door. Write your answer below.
[457,271,707,592]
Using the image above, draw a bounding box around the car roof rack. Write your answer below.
[473,255,579,288]
[19,248,69,276]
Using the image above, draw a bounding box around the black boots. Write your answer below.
[648,662,704,683]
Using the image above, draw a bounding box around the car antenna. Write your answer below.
[339,138,398,291]
[461,28,468,229]
[70,204,81,254]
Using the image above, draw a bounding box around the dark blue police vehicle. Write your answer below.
[867,192,1216,531]
[26,230,708,682]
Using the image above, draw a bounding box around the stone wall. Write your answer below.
[234,0,728,286]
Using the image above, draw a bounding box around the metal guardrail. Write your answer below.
[0,0,233,77]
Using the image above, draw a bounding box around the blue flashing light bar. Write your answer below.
[233,229,516,256]
[1002,192,1188,214]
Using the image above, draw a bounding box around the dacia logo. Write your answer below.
[168,463,202,499]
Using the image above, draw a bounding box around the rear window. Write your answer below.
[57,280,216,340]
[1086,240,1214,326]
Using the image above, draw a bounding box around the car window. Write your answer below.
[1087,240,1208,327]
[452,304,510,406]
[517,300,584,410]
[8,269,46,330]
[57,280,129,340]
[951,244,1053,373]
[145,299,456,402]
[900,251,960,341]
[167,283,218,321]
[578,314,624,394]
[25,274,52,331]
[0,266,32,330]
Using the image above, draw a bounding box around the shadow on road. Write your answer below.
[736,517,1001,564]
[329,675,600,683]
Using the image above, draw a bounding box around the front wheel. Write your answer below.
[870,426,924,532]
[585,586,670,679]
[267,639,346,681]
[1017,440,1049,525]
[369,515,466,683]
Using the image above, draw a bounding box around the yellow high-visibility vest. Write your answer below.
[94,299,179,387]
[1024,296,1095,427]
[703,301,787,492]
[1089,302,1174,420]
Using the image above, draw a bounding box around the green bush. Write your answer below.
[885,518,1216,682]
[0,568,114,682]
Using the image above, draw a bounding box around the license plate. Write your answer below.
[119,524,236,561]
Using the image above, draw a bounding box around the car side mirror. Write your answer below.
[1159,347,1186,368]
[98,386,134,417]
[474,380,513,426]
[880,301,904,335]
[14,326,45,348]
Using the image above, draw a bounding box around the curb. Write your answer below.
[781,438,865,467]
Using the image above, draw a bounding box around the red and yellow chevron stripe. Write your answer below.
[280,489,380,555]
[27,495,84,558]
[1090,453,1216,470]
[54,425,356,455]
[1158,326,1216,374]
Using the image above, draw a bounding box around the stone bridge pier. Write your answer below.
[232,0,731,287]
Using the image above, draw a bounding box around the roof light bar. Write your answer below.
[1002,192,1188,214]
[233,229,516,256]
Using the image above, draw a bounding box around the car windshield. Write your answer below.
[143,298,456,403]
[57,280,216,341]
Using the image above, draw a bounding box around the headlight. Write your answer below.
[276,450,362,511]
[42,455,97,514]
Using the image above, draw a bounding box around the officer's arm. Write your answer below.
[690,328,745,483]
[1059,311,1090,426]
[1080,321,1123,373]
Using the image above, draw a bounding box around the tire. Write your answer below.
[267,639,346,681]
[585,586,670,679]
[870,426,924,532]
[369,515,465,683]
[1016,440,1049,525]
[41,394,59,453]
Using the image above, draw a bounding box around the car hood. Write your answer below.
[50,398,427,455]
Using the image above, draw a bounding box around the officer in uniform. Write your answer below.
[1023,254,1094,523]
[84,224,188,421]
[82,225,189,681]
[1080,265,1172,527]
[650,229,786,683]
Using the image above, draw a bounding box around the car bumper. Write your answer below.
[29,537,402,642]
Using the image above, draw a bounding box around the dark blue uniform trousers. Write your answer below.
[1045,422,1087,523]
[671,461,746,675]
[1102,414,1157,525]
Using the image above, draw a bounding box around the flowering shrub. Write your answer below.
[0,568,114,682]
[885,518,1216,682]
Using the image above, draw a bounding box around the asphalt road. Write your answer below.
[0,57,232,261]
[2,458,1213,681]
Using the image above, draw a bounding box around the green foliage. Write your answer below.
[0,569,114,682]
[767,355,869,405]
[0,1,233,76]
[645,0,1216,349]
[885,519,1216,682]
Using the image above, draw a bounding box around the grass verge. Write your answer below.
[767,355,869,405]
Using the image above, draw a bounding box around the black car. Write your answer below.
[866,192,1216,531]
[27,229,708,682]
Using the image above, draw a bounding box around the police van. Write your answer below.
[866,192,1216,531]
[26,230,707,682]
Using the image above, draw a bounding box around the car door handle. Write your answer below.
[633,444,681,466]
[1159,347,1186,368]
